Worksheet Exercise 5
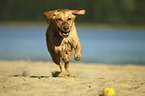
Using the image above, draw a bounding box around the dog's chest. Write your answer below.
[61,41,72,52]
[60,39,73,52]
[55,38,75,55]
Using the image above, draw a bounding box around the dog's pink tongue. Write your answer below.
[59,31,68,36]
[63,33,68,36]
[59,31,63,36]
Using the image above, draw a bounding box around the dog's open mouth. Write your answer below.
[59,31,69,37]
[58,27,70,37]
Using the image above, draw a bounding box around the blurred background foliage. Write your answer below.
[0,0,145,26]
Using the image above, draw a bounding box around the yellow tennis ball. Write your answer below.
[103,87,115,96]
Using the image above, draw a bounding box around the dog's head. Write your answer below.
[44,9,86,37]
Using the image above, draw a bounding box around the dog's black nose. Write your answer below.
[63,26,69,31]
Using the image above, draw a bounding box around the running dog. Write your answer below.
[44,9,86,76]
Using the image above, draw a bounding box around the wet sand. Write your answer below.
[0,60,145,96]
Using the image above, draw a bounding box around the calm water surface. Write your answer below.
[0,24,145,65]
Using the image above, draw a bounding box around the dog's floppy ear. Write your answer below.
[44,11,55,23]
[72,9,86,15]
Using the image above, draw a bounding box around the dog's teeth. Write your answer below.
[63,33,68,35]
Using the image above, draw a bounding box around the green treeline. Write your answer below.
[0,0,145,25]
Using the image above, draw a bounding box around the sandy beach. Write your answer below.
[0,60,145,96]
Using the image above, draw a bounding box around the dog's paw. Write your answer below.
[74,54,82,61]
[58,71,72,77]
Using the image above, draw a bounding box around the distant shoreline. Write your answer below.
[1,21,145,29]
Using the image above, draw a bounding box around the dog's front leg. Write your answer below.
[74,41,82,61]
[54,46,65,72]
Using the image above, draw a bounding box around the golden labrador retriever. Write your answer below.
[44,9,86,77]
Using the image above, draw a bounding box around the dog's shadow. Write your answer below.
[51,71,61,77]
[51,71,75,78]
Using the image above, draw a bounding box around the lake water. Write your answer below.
[0,24,145,65]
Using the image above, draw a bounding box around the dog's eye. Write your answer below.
[67,18,71,21]
[58,18,62,21]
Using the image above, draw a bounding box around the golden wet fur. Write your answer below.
[44,9,86,76]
